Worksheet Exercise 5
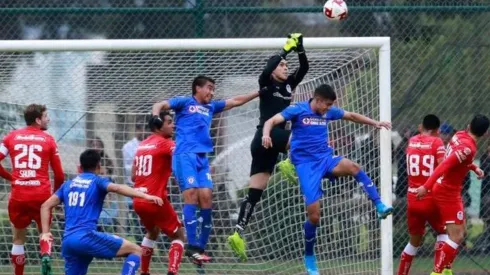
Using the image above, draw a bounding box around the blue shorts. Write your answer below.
[173,153,213,191]
[295,155,344,206]
[62,230,124,275]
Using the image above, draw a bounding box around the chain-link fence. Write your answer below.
[0,1,488,274]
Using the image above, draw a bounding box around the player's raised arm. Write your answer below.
[342,111,392,130]
[259,33,301,86]
[288,34,309,88]
[223,87,272,111]
[106,182,163,206]
[151,100,171,116]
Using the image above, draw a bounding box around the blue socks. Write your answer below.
[199,208,213,250]
[183,204,199,248]
[304,220,317,256]
[121,253,140,275]
[354,170,381,205]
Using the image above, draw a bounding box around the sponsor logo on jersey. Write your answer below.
[188,105,210,116]
[286,84,292,94]
[302,117,327,126]
[408,142,432,149]
[272,92,292,100]
[14,180,40,186]
[14,135,46,142]
[457,211,464,221]
[70,177,93,188]
[138,144,157,150]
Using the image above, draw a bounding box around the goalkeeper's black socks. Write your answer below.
[236,188,264,232]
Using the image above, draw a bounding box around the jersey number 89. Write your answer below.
[407,154,434,177]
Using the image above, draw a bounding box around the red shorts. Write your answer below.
[134,199,182,237]
[8,198,50,229]
[407,198,445,235]
[434,198,465,225]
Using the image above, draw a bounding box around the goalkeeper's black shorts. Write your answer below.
[250,126,290,176]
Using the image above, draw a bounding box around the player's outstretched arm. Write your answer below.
[342,111,391,130]
[107,183,164,206]
[262,113,286,149]
[223,88,271,111]
[151,100,171,116]
[40,194,62,240]
[258,34,299,86]
[289,33,309,88]
[416,152,462,198]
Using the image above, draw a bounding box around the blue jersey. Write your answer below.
[55,173,111,237]
[169,96,226,154]
[281,101,344,164]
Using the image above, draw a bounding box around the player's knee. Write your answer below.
[172,227,186,242]
[246,188,264,205]
[183,189,198,204]
[129,243,142,257]
[349,162,361,175]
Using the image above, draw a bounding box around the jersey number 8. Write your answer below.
[407,154,434,177]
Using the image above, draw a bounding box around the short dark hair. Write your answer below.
[422,114,440,131]
[150,111,172,132]
[80,149,101,172]
[469,114,490,137]
[192,75,215,95]
[314,84,337,101]
[24,104,47,126]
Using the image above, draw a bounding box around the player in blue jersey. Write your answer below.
[39,149,163,275]
[262,84,393,275]
[150,75,264,264]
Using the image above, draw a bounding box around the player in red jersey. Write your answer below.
[416,114,489,275]
[0,104,64,275]
[397,114,448,275]
[132,111,186,275]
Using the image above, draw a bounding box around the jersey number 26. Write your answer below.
[407,154,434,177]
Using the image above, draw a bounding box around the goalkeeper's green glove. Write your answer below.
[289,33,304,53]
[278,158,298,185]
[282,34,299,54]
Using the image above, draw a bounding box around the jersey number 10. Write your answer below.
[135,155,153,176]
[407,154,435,177]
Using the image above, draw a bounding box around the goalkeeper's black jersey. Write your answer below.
[257,52,309,129]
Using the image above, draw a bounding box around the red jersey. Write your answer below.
[0,126,64,201]
[424,131,477,202]
[133,134,174,202]
[405,134,445,201]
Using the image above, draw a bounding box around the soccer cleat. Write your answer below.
[442,268,453,275]
[185,246,211,266]
[278,158,297,185]
[41,255,53,275]
[304,255,319,275]
[375,202,393,220]
[228,231,247,261]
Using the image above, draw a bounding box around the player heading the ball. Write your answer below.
[397,114,450,275]
[150,75,265,265]
[262,84,393,275]
[40,149,163,275]
[0,104,65,275]
[228,33,309,261]
[132,111,185,275]
[416,114,489,275]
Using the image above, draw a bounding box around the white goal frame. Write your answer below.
[0,37,392,275]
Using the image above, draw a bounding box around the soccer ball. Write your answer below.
[323,0,348,21]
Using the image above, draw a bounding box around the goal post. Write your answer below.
[0,37,392,275]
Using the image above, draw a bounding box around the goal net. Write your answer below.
[0,38,391,274]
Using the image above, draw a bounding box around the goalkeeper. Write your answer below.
[228,33,308,260]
